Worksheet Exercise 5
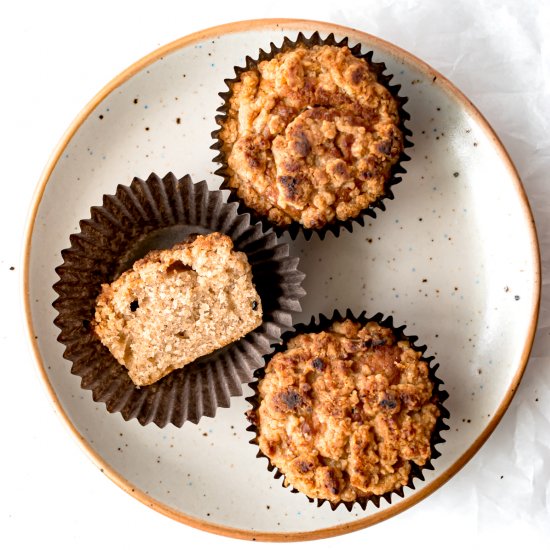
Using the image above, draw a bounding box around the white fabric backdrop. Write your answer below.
[2,0,549,547]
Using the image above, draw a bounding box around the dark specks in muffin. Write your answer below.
[145,127,150,131]
[379,396,398,409]
[280,389,303,410]
[312,357,325,371]
[9,266,14,271]
[453,172,459,177]
[133,98,138,104]
[176,117,181,124]
[99,114,104,120]
[515,295,520,301]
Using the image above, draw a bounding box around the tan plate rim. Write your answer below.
[22,18,541,542]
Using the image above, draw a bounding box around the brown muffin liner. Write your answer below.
[52,173,306,427]
[245,309,449,511]
[211,31,413,241]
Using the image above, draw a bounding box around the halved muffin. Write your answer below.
[94,232,262,386]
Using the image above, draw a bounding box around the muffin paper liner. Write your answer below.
[245,309,450,511]
[52,173,306,427]
[211,31,413,241]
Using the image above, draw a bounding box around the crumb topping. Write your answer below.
[220,45,404,229]
[251,319,439,502]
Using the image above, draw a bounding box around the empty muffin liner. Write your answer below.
[52,173,306,427]
[211,31,413,241]
[245,309,450,511]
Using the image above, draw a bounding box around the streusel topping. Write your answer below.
[220,45,404,229]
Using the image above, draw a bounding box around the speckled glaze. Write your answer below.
[24,20,540,541]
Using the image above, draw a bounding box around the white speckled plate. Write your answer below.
[24,19,540,541]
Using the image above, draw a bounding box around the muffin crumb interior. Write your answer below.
[93,232,263,386]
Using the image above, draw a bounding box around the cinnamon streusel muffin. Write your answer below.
[217,42,405,231]
[248,318,443,505]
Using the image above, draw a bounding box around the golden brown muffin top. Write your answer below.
[250,319,439,503]
[220,45,404,229]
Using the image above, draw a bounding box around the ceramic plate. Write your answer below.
[24,19,540,541]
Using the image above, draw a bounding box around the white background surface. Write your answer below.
[3,0,549,548]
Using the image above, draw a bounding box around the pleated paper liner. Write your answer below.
[52,173,306,427]
[211,31,413,241]
[245,309,450,511]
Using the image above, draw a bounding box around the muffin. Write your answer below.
[214,33,411,238]
[93,232,263,386]
[247,313,448,509]
[52,173,305,427]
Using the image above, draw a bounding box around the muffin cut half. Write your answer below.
[93,232,262,386]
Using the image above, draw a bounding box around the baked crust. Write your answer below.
[93,232,262,386]
[220,45,404,229]
[252,319,439,502]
